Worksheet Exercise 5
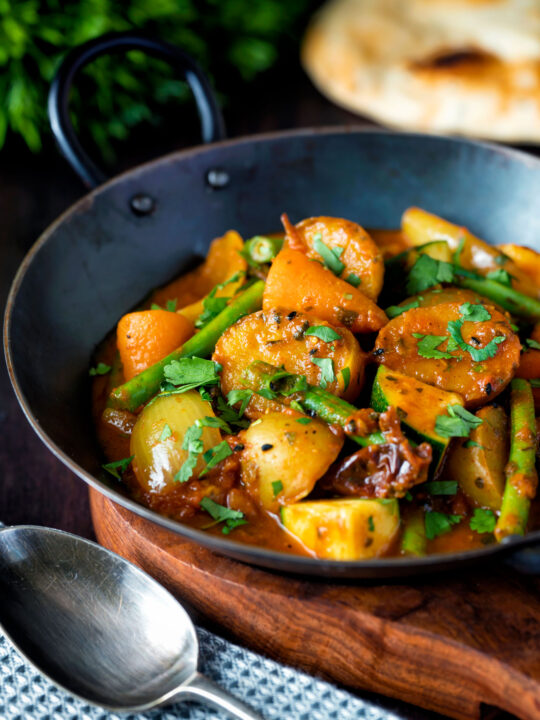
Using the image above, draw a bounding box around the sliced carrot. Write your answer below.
[263,247,387,333]
[117,310,194,381]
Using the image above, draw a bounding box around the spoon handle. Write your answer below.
[179,672,265,720]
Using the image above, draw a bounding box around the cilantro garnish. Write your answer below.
[470,508,496,534]
[163,357,220,392]
[422,481,458,495]
[406,255,454,294]
[435,404,483,438]
[89,362,111,376]
[526,338,540,350]
[425,511,462,540]
[295,416,312,424]
[368,515,375,532]
[272,480,283,497]
[486,269,513,286]
[160,423,172,442]
[200,497,247,534]
[311,357,335,389]
[215,396,250,429]
[313,234,345,276]
[446,303,504,362]
[227,389,253,417]
[460,302,491,322]
[305,325,342,342]
[175,423,204,483]
[386,299,420,318]
[413,333,454,360]
[102,455,134,480]
[447,320,505,362]
[346,273,362,287]
[257,388,277,400]
[195,271,244,328]
[200,441,233,476]
[341,367,351,391]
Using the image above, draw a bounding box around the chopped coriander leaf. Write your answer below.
[472,364,486,373]
[414,334,454,360]
[406,255,454,294]
[341,367,351,392]
[150,303,162,310]
[194,271,245,328]
[159,423,172,442]
[227,388,253,417]
[216,396,250,429]
[470,508,496,534]
[459,302,491,323]
[175,423,204,483]
[163,357,220,391]
[526,338,540,350]
[425,511,462,540]
[447,319,505,362]
[367,515,375,532]
[102,455,134,480]
[199,387,213,402]
[257,388,277,400]
[200,497,247,534]
[435,404,483,438]
[386,300,419,318]
[486,269,513,286]
[295,417,312,424]
[346,273,362,287]
[404,491,413,501]
[311,357,335,389]
[89,362,112,376]
[200,441,233,476]
[313,234,345,276]
[464,439,484,449]
[166,299,178,311]
[200,415,232,433]
[423,481,458,495]
[305,325,342,342]
[272,480,284,497]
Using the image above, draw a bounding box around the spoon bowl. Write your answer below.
[0,525,262,719]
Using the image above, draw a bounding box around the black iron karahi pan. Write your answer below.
[4,32,540,578]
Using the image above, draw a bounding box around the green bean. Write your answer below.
[454,274,540,320]
[109,281,265,412]
[495,379,538,541]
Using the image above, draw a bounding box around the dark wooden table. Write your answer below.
[0,68,360,536]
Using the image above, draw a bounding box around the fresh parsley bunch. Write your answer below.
[0,0,312,158]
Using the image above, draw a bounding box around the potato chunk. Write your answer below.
[374,302,520,408]
[240,413,343,513]
[285,216,384,300]
[445,405,508,511]
[213,309,366,417]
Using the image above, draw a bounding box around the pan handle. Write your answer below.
[48,31,226,188]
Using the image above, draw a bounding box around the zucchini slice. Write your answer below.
[371,366,465,474]
[281,498,399,560]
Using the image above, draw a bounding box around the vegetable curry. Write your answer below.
[92,208,540,561]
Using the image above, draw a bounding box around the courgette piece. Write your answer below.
[281,498,400,560]
[371,366,465,474]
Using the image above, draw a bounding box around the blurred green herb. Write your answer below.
[0,0,313,157]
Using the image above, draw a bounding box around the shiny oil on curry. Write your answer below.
[92,208,540,561]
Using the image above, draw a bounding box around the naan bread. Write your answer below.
[302,0,540,141]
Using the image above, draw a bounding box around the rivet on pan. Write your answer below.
[130,194,156,216]
[206,168,230,190]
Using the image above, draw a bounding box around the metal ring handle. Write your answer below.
[48,31,226,188]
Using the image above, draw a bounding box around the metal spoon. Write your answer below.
[0,524,264,719]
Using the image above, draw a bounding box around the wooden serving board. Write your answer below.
[90,489,540,720]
